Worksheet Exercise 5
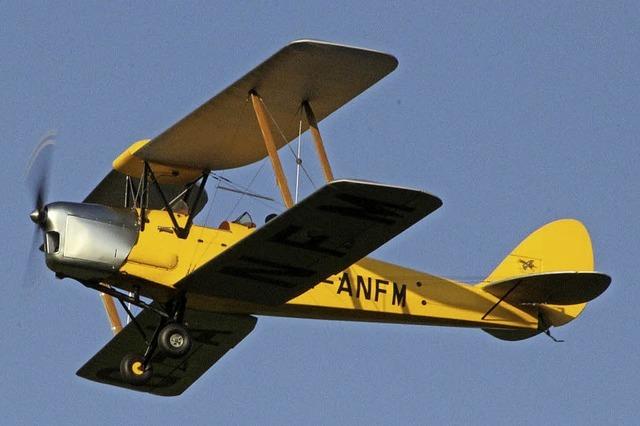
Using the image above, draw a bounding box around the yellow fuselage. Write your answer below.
[112,210,538,331]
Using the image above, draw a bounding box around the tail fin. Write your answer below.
[482,218,595,282]
[478,219,610,340]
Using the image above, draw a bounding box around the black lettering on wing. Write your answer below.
[218,255,315,289]
[268,225,345,257]
[317,193,414,225]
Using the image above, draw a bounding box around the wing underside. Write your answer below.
[177,179,442,305]
[76,308,257,396]
[135,40,398,170]
[82,40,395,216]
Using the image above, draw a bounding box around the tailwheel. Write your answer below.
[158,322,192,358]
[120,353,152,385]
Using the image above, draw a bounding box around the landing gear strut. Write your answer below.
[119,293,192,386]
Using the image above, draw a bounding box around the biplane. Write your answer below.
[27,40,611,396]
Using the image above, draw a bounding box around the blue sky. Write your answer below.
[2,2,639,424]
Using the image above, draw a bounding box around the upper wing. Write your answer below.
[76,307,257,396]
[84,169,208,216]
[177,180,442,305]
[134,40,398,170]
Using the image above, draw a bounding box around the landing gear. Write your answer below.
[118,293,192,386]
[158,322,192,358]
[120,353,152,385]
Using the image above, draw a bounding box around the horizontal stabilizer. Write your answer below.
[178,179,442,305]
[482,271,611,305]
[77,308,256,396]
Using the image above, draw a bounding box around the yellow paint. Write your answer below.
[480,219,593,283]
[131,361,144,375]
[112,140,202,184]
[113,211,606,332]
[477,219,594,326]
[119,210,254,287]
[253,257,538,330]
[127,249,179,270]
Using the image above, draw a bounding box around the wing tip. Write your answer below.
[287,38,398,70]
[329,179,443,209]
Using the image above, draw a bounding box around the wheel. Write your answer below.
[158,322,192,358]
[120,353,152,385]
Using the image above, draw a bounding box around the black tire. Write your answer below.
[158,323,192,358]
[120,353,152,385]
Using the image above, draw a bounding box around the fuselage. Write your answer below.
[115,209,538,331]
[39,202,538,332]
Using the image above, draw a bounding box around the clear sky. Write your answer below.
[2,2,638,424]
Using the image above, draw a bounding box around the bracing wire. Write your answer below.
[258,97,316,189]
[210,172,275,203]
[295,118,303,203]
[223,158,286,222]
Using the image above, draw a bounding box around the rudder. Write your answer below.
[481,218,595,283]
[478,219,607,340]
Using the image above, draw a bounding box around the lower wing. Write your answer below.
[77,307,257,396]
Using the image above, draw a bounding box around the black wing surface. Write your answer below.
[177,179,442,305]
[481,271,611,305]
[77,307,256,396]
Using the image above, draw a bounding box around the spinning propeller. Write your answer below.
[24,133,56,285]
[25,134,124,333]
[27,134,55,223]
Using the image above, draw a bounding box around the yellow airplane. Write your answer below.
[27,40,610,396]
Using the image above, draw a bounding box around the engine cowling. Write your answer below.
[40,202,139,281]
